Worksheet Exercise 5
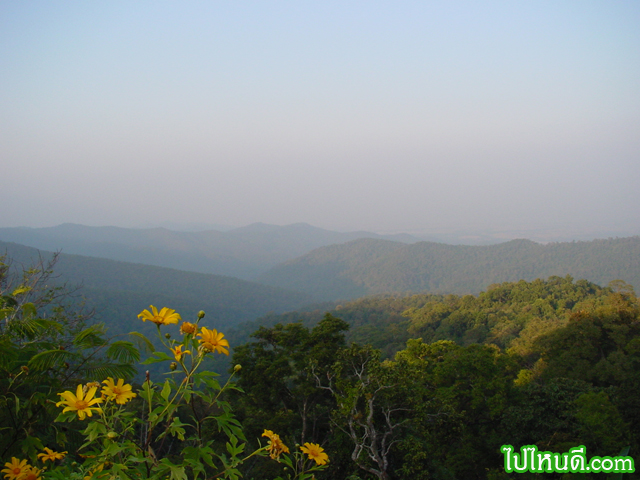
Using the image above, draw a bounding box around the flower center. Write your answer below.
[12,468,21,474]
[75,399,89,410]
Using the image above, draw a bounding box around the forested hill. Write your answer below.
[0,223,420,280]
[0,240,314,333]
[257,236,640,301]
[230,275,629,358]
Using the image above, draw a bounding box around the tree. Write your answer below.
[315,343,411,480]
[232,313,349,464]
[0,253,138,458]
[392,339,518,479]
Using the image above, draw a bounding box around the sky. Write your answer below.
[1,1,639,238]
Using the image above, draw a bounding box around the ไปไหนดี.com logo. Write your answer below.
[501,445,634,474]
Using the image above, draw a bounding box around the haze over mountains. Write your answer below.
[0,240,314,333]
[1,223,638,308]
[0,223,420,280]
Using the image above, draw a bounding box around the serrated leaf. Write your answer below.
[159,459,188,480]
[168,417,187,441]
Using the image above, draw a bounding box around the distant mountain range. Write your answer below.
[257,237,640,301]
[0,240,314,334]
[0,223,421,279]
[2,224,638,306]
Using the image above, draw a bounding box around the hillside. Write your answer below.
[258,236,640,301]
[231,275,628,358]
[229,277,640,479]
[0,223,420,280]
[0,240,314,335]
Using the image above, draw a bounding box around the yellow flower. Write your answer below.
[101,377,137,405]
[37,447,67,462]
[170,345,191,362]
[56,384,103,420]
[138,306,181,326]
[197,327,229,355]
[261,429,290,460]
[2,458,30,480]
[300,443,329,465]
[19,466,43,480]
[179,321,197,335]
[83,462,105,480]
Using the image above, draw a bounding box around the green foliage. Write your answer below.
[239,276,616,361]
[232,313,348,477]
[533,292,640,386]
[393,340,518,479]
[0,254,137,460]
[233,278,640,479]
[2,303,331,479]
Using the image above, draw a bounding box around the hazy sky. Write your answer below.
[2,1,639,236]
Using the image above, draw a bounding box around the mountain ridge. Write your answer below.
[0,240,314,333]
[257,236,640,300]
[0,223,422,280]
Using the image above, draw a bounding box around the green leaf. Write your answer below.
[161,380,172,401]
[168,417,187,441]
[20,302,37,318]
[73,325,108,349]
[82,364,137,381]
[28,349,81,371]
[140,381,154,404]
[20,435,44,457]
[106,341,140,363]
[12,286,32,296]
[83,421,107,442]
[54,410,79,423]
[129,331,155,353]
[226,435,245,457]
[159,459,188,480]
[103,441,124,456]
[141,351,173,365]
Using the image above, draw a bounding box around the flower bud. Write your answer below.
[165,333,171,339]
[197,310,206,320]
[170,362,177,371]
[107,431,118,439]
[234,364,242,372]
[20,365,29,374]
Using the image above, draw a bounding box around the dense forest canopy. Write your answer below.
[231,277,640,479]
